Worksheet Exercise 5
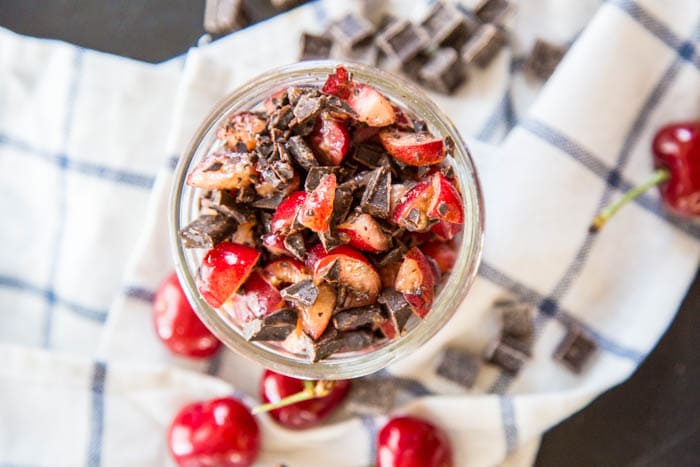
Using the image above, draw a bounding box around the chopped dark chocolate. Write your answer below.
[286,136,318,170]
[500,333,533,357]
[377,245,407,268]
[283,232,306,260]
[378,288,412,333]
[375,20,430,64]
[352,144,389,168]
[435,347,481,389]
[179,214,237,249]
[418,48,467,95]
[523,39,567,81]
[338,170,374,192]
[421,1,477,50]
[484,338,528,374]
[306,166,350,192]
[553,325,597,374]
[474,0,514,25]
[319,229,342,252]
[243,308,297,341]
[203,0,249,35]
[346,378,397,415]
[333,305,386,331]
[200,190,251,224]
[501,303,534,338]
[299,32,333,61]
[270,105,295,130]
[281,280,319,307]
[251,193,286,210]
[329,13,376,50]
[292,92,324,125]
[461,24,507,68]
[361,166,391,219]
[331,187,354,225]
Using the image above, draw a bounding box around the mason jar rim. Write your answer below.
[169,60,485,380]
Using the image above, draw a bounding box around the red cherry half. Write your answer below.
[395,247,436,319]
[197,242,260,308]
[309,115,350,166]
[168,397,260,467]
[379,130,446,166]
[377,416,453,467]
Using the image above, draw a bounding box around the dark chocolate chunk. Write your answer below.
[203,0,249,35]
[484,338,528,374]
[270,105,295,130]
[281,280,319,307]
[474,0,514,25]
[251,193,286,210]
[375,20,430,64]
[346,378,397,415]
[319,229,342,252]
[523,39,567,81]
[286,136,318,170]
[179,215,237,249]
[243,308,297,341]
[361,166,391,219]
[306,166,350,191]
[331,187,355,226]
[418,48,467,94]
[352,144,388,168]
[500,333,533,356]
[200,190,251,224]
[501,303,534,338]
[435,347,481,389]
[378,288,412,333]
[333,305,385,331]
[292,92,324,125]
[553,325,597,374]
[338,170,374,192]
[299,32,333,60]
[283,232,306,260]
[377,245,407,268]
[421,1,478,50]
[306,327,341,361]
[329,13,376,50]
[461,24,507,68]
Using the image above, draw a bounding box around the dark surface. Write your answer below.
[0,1,698,465]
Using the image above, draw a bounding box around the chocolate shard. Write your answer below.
[243,308,298,341]
[319,229,342,252]
[352,144,389,168]
[333,305,386,331]
[251,193,286,210]
[179,214,237,249]
[435,347,481,389]
[281,280,319,307]
[286,136,319,170]
[331,187,354,225]
[377,245,407,268]
[346,377,398,415]
[375,19,430,65]
[361,166,391,219]
[419,48,467,95]
[553,325,597,374]
[270,105,295,130]
[292,92,324,126]
[306,329,374,361]
[461,24,507,68]
[500,303,534,338]
[474,0,514,25]
[286,86,306,107]
[484,338,528,374]
[329,13,376,50]
[378,288,412,332]
[338,170,374,192]
[283,232,306,260]
[420,1,478,50]
[200,190,251,224]
[203,0,249,35]
[523,38,567,81]
[306,166,350,192]
[299,32,333,60]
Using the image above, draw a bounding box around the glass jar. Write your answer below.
[170,61,484,380]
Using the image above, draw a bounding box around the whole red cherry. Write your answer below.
[153,272,221,358]
[260,370,351,430]
[652,121,700,217]
[377,416,453,467]
[168,397,260,467]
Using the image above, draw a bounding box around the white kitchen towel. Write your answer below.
[1,0,699,466]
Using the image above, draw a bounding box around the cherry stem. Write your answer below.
[251,380,335,415]
[589,168,671,232]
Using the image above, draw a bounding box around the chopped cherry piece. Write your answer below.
[430,220,462,241]
[216,112,266,151]
[346,83,397,127]
[262,232,289,257]
[376,416,453,467]
[260,370,351,430]
[428,172,464,224]
[230,270,284,323]
[263,258,310,288]
[379,130,446,166]
[338,212,391,253]
[299,174,337,233]
[300,283,336,340]
[263,87,288,114]
[391,180,435,232]
[421,241,457,273]
[153,272,221,358]
[395,247,435,318]
[186,152,256,190]
[393,105,414,131]
[197,242,260,308]
[322,65,352,99]
[168,397,259,467]
[309,115,350,166]
[305,243,328,271]
[271,191,307,234]
[314,245,382,308]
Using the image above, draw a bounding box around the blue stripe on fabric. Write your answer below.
[360,415,378,463]
[123,286,156,303]
[499,396,518,455]
[0,275,108,323]
[87,361,107,467]
[206,350,224,376]
[476,90,513,143]
[0,133,155,189]
[167,155,180,170]
[611,0,699,70]
[375,369,435,397]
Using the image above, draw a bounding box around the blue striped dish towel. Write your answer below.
[1,0,699,465]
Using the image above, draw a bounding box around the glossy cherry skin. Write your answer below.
[376,416,453,467]
[260,370,351,430]
[168,397,260,467]
[652,121,700,217]
[153,272,221,358]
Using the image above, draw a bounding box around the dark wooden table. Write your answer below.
[1,1,698,465]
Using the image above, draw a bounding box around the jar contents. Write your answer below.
[180,66,465,361]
